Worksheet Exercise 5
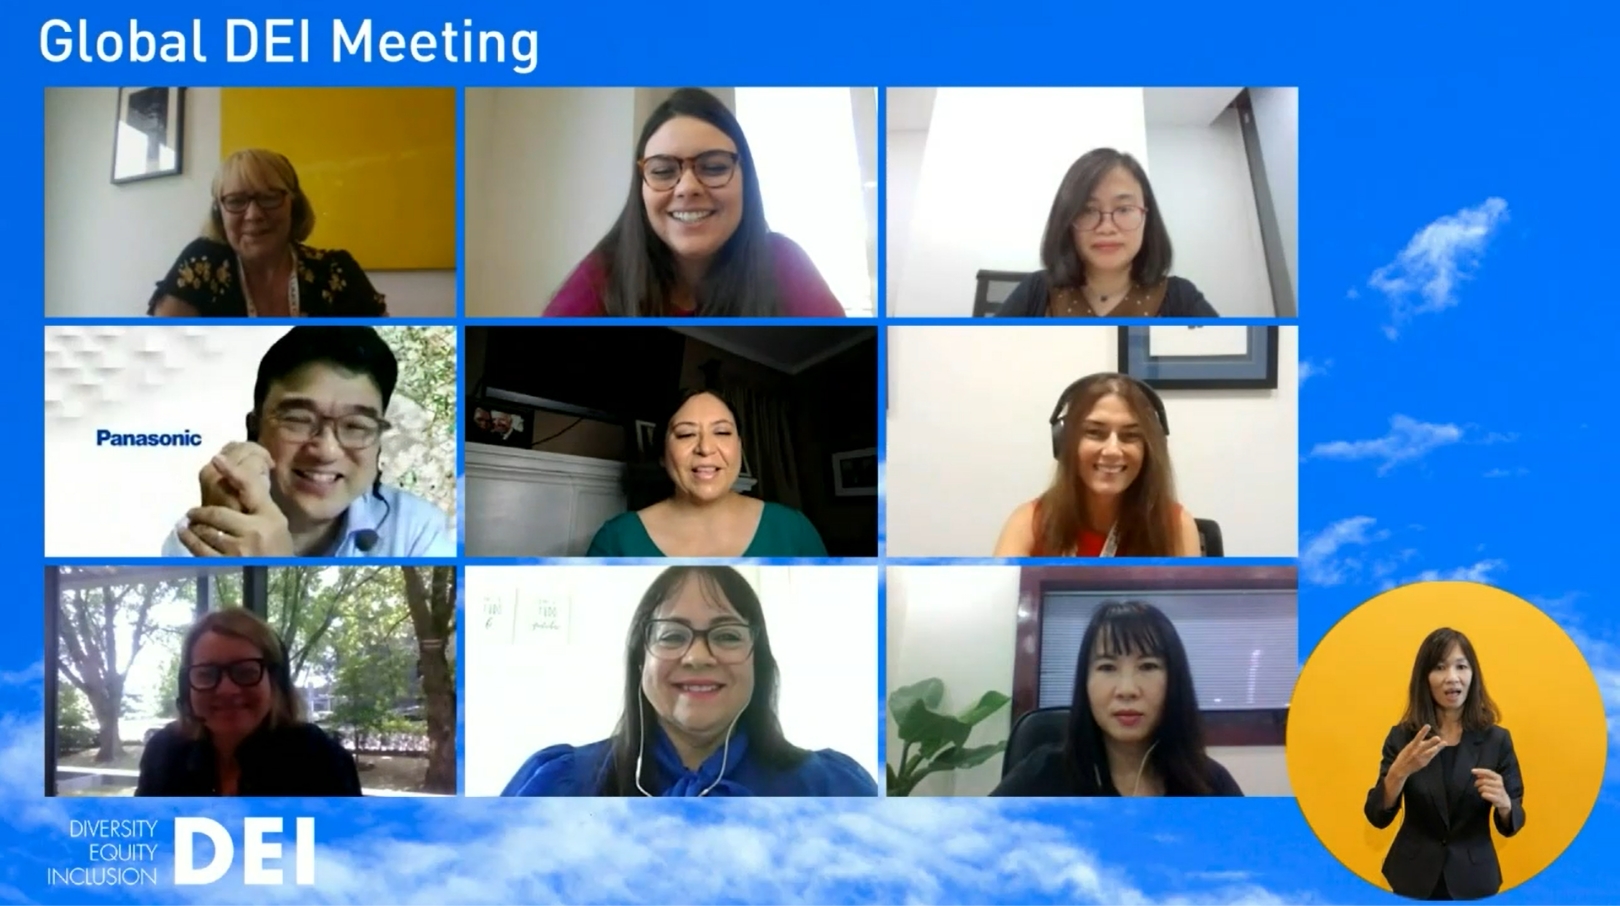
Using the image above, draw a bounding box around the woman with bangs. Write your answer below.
[993,373,1202,557]
[148,148,389,318]
[502,565,876,797]
[992,600,1242,797]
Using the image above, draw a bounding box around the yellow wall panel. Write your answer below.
[219,88,457,271]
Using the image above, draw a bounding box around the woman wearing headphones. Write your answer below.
[992,601,1242,796]
[992,372,1202,557]
[135,608,361,796]
[147,148,389,318]
[502,566,877,797]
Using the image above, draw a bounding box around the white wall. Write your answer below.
[463,565,881,796]
[885,325,1298,557]
[1250,88,1300,305]
[465,88,639,317]
[884,131,927,314]
[43,88,455,318]
[886,566,1019,797]
[892,88,1150,317]
[465,87,877,317]
[1145,113,1274,317]
[885,566,1291,798]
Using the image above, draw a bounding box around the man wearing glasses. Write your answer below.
[162,326,454,557]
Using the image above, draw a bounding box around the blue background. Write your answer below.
[12,1,1620,903]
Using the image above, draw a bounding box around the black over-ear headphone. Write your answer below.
[1048,373,1170,460]
[175,627,296,719]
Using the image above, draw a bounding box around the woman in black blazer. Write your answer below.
[136,607,360,797]
[991,600,1242,797]
[1364,627,1525,900]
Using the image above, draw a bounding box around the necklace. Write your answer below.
[1086,281,1132,308]
[240,248,301,318]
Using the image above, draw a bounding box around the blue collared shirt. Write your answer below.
[161,483,455,558]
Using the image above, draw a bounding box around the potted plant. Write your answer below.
[886,678,1011,796]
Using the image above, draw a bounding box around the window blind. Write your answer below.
[1038,589,1297,711]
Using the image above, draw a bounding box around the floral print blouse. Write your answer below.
[147,239,388,317]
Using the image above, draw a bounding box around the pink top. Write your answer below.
[542,232,847,317]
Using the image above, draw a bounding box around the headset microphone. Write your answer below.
[355,530,380,552]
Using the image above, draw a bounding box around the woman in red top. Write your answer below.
[543,88,845,318]
[993,373,1201,557]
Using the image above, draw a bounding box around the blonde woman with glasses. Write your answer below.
[148,148,388,318]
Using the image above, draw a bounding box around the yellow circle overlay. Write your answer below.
[1287,580,1607,896]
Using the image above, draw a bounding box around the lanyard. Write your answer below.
[240,249,301,318]
[1099,524,1118,558]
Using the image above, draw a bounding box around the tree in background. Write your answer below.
[375,326,455,517]
[55,569,182,763]
[402,566,457,794]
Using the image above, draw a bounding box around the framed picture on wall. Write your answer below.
[111,87,185,184]
[634,420,659,458]
[1117,325,1279,390]
[831,447,877,497]
[467,397,532,450]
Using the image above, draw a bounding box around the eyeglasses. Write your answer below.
[638,151,740,192]
[644,619,757,663]
[269,409,390,450]
[1074,206,1147,233]
[218,190,289,214]
[188,658,267,691]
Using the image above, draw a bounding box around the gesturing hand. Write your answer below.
[179,455,294,557]
[1390,724,1448,782]
[199,442,274,512]
[1471,768,1512,813]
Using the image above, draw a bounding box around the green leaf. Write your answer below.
[897,701,972,754]
[887,678,944,720]
[929,741,1007,771]
[955,690,1012,728]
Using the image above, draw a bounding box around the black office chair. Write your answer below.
[973,269,1032,317]
[1002,706,1070,777]
[1195,518,1224,557]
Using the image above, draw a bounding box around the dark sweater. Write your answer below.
[989,743,1244,797]
[134,721,362,797]
[994,272,1219,318]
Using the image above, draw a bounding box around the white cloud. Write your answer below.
[1384,559,1507,590]
[1298,360,1330,386]
[0,714,67,831]
[1308,415,1464,475]
[149,799,1308,906]
[1368,197,1508,338]
[0,661,43,686]
[1482,467,1528,478]
[1300,516,1388,586]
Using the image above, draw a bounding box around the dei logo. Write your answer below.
[174,817,316,885]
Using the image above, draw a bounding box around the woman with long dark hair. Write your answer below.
[992,373,1202,557]
[586,388,826,557]
[501,566,876,796]
[995,148,1217,318]
[543,88,845,318]
[992,600,1241,796]
[1364,627,1525,900]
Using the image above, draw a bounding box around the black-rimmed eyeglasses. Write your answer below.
[187,658,267,691]
[268,408,391,450]
[644,620,757,662]
[219,190,290,214]
[1074,205,1147,232]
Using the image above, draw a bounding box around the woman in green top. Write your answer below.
[587,389,827,557]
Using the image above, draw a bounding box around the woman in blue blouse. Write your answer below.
[502,565,877,797]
